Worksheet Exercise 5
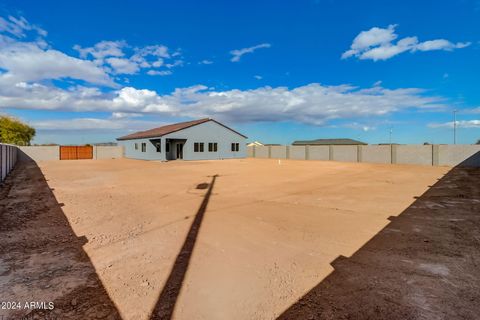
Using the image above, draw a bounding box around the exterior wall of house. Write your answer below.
[162,120,246,160]
[118,138,166,161]
[118,120,246,161]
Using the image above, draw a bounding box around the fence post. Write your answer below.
[286,145,290,159]
[391,144,397,164]
[268,146,272,159]
[432,145,439,166]
[357,145,362,163]
[252,146,256,158]
[0,145,3,182]
[305,145,309,160]
[329,145,334,161]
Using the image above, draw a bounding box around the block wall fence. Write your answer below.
[248,145,480,167]
[0,143,18,183]
[18,146,124,162]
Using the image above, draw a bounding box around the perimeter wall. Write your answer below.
[248,145,480,167]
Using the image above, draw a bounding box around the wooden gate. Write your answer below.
[60,146,93,160]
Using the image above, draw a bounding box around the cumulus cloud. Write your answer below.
[0,40,115,86]
[74,41,182,76]
[0,81,447,126]
[342,25,470,61]
[73,40,126,60]
[428,120,480,128]
[230,43,271,62]
[0,14,463,132]
[32,117,161,131]
[0,14,183,91]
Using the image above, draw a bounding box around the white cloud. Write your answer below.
[254,75,263,80]
[199,59,213,65]
[74,41,181,76]
[0,82,447,126]
[105,57,140,74]
[342,122,376,132]
[32,117,159,131]
[342,25,471,61]
[230,43,271,62]
[428,120,480,128]
[0,15,47,38]
[73,40,126,60]
[146,70,172,76]
[0,42,115,86]
[0,14,183,89]
[415,39,470,51]
[0,15,466,131]
[111,112,143,119]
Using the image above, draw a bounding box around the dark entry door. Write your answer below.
[176,143,183,159]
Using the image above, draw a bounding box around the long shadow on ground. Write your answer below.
[1,158,218,320]
[149,175,218,320]
[0,159,121,320]
[277,163,480,319]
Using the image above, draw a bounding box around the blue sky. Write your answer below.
[0,0,479,144]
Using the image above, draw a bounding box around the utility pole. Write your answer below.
[453,109,457,145]
[389,126,393,144]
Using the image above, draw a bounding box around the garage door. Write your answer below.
[60,146,93,160]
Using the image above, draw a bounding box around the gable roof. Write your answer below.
[116,118,247,141]
[292,138,367,145]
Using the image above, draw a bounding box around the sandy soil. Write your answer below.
[0,158,456,319]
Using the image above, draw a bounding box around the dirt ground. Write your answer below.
[1,158,477,319]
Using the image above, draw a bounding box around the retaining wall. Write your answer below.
[1,144,18,182]
[248,144,480,167]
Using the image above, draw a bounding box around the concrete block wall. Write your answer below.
[254,146,270,158]
[289,146,307,160]
[93,146,124,159]
[308,146,330,160]
[437,145,480,167]
[270,146,287,159]
[395,145,433,166]
[360,145,391,164]
[18,146,124,162]
[247,144,480,167]
[19,146,59,162]
[1,144,18,182]
[331,145,358,162]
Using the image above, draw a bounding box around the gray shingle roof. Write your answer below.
[117,118,247,140]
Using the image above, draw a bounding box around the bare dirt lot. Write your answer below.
[1,158,479,319]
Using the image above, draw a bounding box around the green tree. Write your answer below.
[0,116,36,145]
[476,139,480,145]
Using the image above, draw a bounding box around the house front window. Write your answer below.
[194,142,204,152]
[208,142,218,152]
[231,143,239,152]
[141,143,146,152]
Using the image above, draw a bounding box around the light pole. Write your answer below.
[389,126,393,144]
[453,109,457,145]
